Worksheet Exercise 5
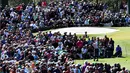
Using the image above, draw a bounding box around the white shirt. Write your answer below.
[93,41,98,49]
[30,24,38,29]
[1,54,9,60]
[36,6,41,12]
[50,36,55,41]
[10,11,16,17]
[73,68,77,73]
[56,46,62,51]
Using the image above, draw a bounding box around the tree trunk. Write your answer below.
[96,0,99,4]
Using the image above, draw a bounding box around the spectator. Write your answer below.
[93,39,99,61]
[109,38,115,56]
[0,0,128,72]
[114,45,122,57]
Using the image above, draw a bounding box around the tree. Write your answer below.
[1,0,8,8]
[97,0,122,11]
[8,0,33,6]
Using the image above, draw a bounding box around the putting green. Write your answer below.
[75,27,130,69]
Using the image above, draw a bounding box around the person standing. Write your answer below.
[93,40,99,61]
[81,46,87,59]
[109,38,114,56]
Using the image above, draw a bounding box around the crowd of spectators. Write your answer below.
[0,0,130,31]
[0,29,126,72]
[0,60,129,73]
[0,0,129,73]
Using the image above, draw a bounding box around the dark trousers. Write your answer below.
[106,51,113,58]
[94,55,98,61]
[94,49,99,61]
[82,53,86,59]
[114,51,122,57]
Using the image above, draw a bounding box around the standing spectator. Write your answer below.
[109,38,114,56]
[81,45,87,59]
[76,39,83,49]
[0,0,128,72]
[93,39,99,61]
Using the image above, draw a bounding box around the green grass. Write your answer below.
[87,27,130,57]
[75,27,130,69]
[75,57,130,69]
[33,27,130,69]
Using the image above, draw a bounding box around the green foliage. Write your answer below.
[8,0,122,10]
[8,0,33,6]
[92,0,121,11]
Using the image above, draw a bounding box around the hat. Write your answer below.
[56,64,59,67]
[75,64,78,67]
[41,59,45,61]
[16,62,19,65]
[85,44,87,46]
[36,60,40,64]
[78,64,81,67]
[84,61,87,64]
[48,67,51,70]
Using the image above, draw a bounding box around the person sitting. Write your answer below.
[119,67,129,73]
[114,45,122,57]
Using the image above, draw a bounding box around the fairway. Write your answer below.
[75,27,130,69]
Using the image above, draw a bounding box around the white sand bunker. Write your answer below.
[51,27,119,34]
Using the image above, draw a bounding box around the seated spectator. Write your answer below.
[114,45,122,57]
[119,67,129,73]
[0,0,129,72]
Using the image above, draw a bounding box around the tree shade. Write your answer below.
[128,0,130,14]
[1,0,8,8]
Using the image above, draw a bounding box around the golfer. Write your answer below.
[93,40,99,61]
